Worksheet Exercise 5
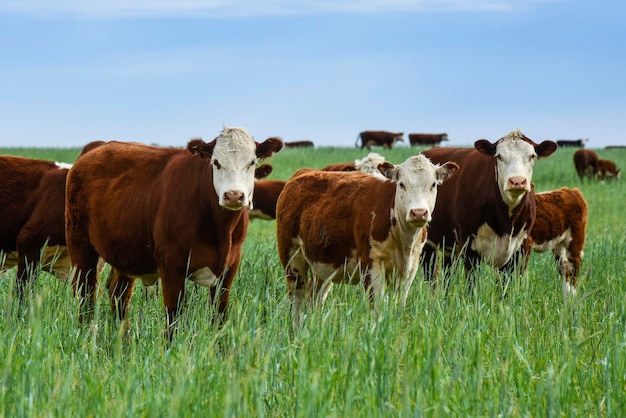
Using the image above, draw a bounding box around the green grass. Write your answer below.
[1,145,625,417]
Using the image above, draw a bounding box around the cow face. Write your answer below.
[355,152,387,180]
[188,127,283,210]
[378,155,458,227]
[475,130,557,210]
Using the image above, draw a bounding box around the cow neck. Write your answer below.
[489,180,531,236]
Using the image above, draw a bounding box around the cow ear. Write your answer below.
[436,162,459,183]
[256,137,284,159]
[255,164,273,179]
[535,140,558,158]
[474,139,496,156]
[188,138,215,159]
[378,161,398,180]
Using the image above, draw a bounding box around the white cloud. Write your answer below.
[0,0,523,18]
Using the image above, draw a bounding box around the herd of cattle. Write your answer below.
[0,127,620,336]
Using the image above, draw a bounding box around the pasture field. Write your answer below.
[1,144,625,417]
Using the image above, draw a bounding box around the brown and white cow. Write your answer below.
[408,133,449,147]
[557,138,588,148]
[530,187,587,298]
[0,157,72,296]
[65,127,283,336]
[321,152,387,179]
[421,129,558,287]
[597,158,621,181]
[276,155,458,329]
[284,140,314,148]
[355,131,404,150]
[573,149,599,181]
[248,179,287,221]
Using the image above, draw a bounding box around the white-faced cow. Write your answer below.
[408,133,449,147]
[421,129,558,287]
[529,187,587,298]
[65,127,283,336]
[355,131,404,150]
[597,158,621,181]
[276,155,458,329]
[321,152,387,179]
[573,149,599,181]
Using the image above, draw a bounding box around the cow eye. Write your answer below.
[431,182,436,191]
[398,182,406,190]
[247,160,256,169]
[212,159,221,169]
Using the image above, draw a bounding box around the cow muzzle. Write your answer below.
[408,208,430,226]
[506,176,529,196]
[222,190,246,210]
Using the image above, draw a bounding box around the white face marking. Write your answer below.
[471,223,527,268]
[493,131,537,210]
[211,126,258,209]
[355,152,387,180]
[189,266,219,287]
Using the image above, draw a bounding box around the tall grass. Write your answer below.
[1,144,625,416]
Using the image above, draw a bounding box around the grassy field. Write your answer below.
[1,144,625,417]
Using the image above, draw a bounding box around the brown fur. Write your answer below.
[65,136,282,335]
[597,158,621,180]
[530,187,587,292]
[284,140,314,148]
[573,149,599,181]
[356,130,404,149]
[249,179,286,220]
[408,133,448,147]
[320,162,356,172]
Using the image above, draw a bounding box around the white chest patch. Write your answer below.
[471,223,527,268]
[189,266,219,287]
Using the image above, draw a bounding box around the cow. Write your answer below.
[573,149,599,181]
[420,129,558,289]
[65,127,283,337]
[0,157,72,297]
[355,131,404,150]
[597,158,621,181]
[284,140,314,148]
[248,179,287,221]
[408,133,449,147]
[529,187,587,298]
[556,139,588,148]
[321,152,387,179]
[276,155,459,329]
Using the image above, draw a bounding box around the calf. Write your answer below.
[276,155,458,329]
[597,158,621,181]
[65,127,283,336]
[421,129,558,287]
[573,149,599,181]
[530,187,587,298]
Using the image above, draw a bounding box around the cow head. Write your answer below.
[187,127,283,210]
[355,152,387,180]
[378,155,458,227]
[475,129,557,211]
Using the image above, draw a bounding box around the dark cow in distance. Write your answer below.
[421,129,558,288]
[276,155,458,329]
[65,127,283,337]
[409,133,449,147]
[597,158,621,180]
[284,140,314,148]
[530,187,587,298]
[573,149,599,181]
[557,138,588,148]
[356,130,404,150]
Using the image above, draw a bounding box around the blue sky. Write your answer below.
[1,0,624,148]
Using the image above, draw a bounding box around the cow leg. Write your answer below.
[286,251,309,331]
[70,249,101,323]
[15,242,43,301]
[107,269,136,330]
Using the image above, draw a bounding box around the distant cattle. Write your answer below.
[573,149,599,181]
[276,155,458,329]
[597,158,621,180]
[249,179,287,220]
[530,187,588,298]
[408,133,449,147]
[604,145,626,149]
[355,131,404,149]
[557,139,587,148]
[65,127,283,336]
[284,140,314,148]
[421,129,558,288]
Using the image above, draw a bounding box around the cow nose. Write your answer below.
[410,208,429,222]
[223,190,245,207]
[508,176,527,189]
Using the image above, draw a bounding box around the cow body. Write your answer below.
[573,149,599,181]
[356,131,404,149]
[65,127,283,334]
[0,157,71,295]
[530,188,587,298]
[249,179,286,220]
[284,140,314,148]
[276,155,458,329]
[556,139,588,148]
[408,133,449,147]
[597,158,621,180]
[421,129,558,286]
